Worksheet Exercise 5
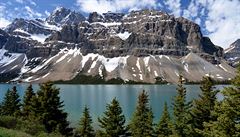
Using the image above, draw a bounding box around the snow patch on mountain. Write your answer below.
[19,55,29,73]
[139,74,143,80]
[30,55,56,73]
[116,31,131,40]
[43,22,62,31]
[82,53,129,72]
[0,49,22,66]
[42,73,50,78]
[219,64,229,72]
[88,59,98,73]
[143,56,150,72]
[154,71,158,77]
[136,58,141,71]
[31,34,50,43]
[225,45,235,53]
[92,22,122,27]
[14,29,50,43]
[99,57,120,72]
[55,48,81,63]
[24,76,33,82]
[81,53,98,68]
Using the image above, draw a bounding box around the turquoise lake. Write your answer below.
[0,84,226,127]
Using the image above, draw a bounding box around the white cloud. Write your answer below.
[15,0,36,6]
[195,18,201,25]
[25,6,42,18]
[203,0,240,48]
[0,5,10,28]
[29,0,36,6]
[16,0,24,4]
[45,10,50,16]
[0,5,5,12]
[167,0,240,49]
[0,18,11,28]
[164,0,182,17]
[76,0,158,14]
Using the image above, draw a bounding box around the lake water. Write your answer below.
[0,84,226,127]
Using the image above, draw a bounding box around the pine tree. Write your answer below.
[129,90,154,137]
[190,76,218,136]
[0,86,21,116]
[32,82,72,136]
[202,66,240,137]
[22,84,35,118]
[156,102,172,137]
[172,75,192,137]
[233,65,240,87]
[76,106,94,137]
[98,98,127,137]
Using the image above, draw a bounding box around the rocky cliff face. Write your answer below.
[225,39,240,66]
[47,10,222,60]
[5,18,53,35]
[0,8,235,83]
[0,28,37,53]
[0,29,9,49]
[88,12,124,23]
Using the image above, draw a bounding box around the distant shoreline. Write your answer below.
[0,74,232,85]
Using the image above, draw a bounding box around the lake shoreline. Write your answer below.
[0,84,228,127]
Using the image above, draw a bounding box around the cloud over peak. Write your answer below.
[76,0,158,14]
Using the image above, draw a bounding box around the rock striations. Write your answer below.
[0,7,236,83]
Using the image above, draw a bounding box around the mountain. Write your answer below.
[46,6,86,25]
[88,11,124,23]
[224,39,240,66]
[4,7,85,44]
[46,10,223,59]
[4,18,59,44]
[0,8,236,83]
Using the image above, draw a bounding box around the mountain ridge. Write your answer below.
[0,7,236,83]
[224,39,240,67]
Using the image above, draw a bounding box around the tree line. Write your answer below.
[0,67,239,137]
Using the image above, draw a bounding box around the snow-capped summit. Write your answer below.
[4,7,86,44]
[46,7,86,26]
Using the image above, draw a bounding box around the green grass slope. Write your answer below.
[0,127,32,137]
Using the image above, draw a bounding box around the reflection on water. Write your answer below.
[0,84,227,127]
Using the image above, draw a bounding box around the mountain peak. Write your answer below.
[231,39,240,46]
[224,39,240,66]
[46,7,85,26]
[52,6,68,14]
[226,39,240,52]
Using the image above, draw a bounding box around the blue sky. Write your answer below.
[0,0,240,49]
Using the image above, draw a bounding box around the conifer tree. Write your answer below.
[0,86,21,116]
[156,102,172,137]
[76,106,94,137]
[129,90,154,137]
[32,82,72,136]
[98,98,127,137]
[22,84,35,117]
[190,76,218,136]
[202,66,240,137]
[172,75,192,137]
